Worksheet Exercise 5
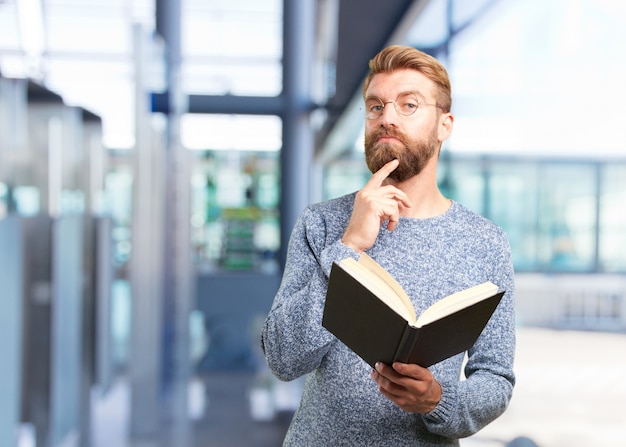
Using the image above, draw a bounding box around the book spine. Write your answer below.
[392,326,420,364]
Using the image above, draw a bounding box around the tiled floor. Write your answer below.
[194,371,291,447]
[92,371,291,447]
[92,328,626,447]
[462,328,626,447]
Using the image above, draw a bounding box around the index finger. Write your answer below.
[364,159,399,189]
[392,362,431,380]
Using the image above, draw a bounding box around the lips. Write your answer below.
[377,134,401,143]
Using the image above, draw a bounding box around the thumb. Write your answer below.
[385,215,400,232]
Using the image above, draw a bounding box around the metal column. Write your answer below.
[128,0,194,443]
[129,24,164,439]
[280,0,317,268]
[0,217,24,447]
[156,0,194,444]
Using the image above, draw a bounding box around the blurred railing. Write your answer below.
[516,274,626,332]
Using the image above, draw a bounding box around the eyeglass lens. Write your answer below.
[365,92,420,119]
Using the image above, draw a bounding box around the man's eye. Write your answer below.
[400,102,418,112]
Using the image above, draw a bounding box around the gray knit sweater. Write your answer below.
[261,193,516,446]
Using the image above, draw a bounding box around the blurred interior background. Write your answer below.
[1,0,625,446]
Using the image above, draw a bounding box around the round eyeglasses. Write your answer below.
[364,92,441,120]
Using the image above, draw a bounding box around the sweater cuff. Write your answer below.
[424,380,456,425]
[319,239,360,278]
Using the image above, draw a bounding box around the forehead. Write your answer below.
[365,68,437,100]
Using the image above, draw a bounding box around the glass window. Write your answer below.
[105,164,134,269]
[181,0,283,97]
[599,164,626,272]
[433,157,619,274]
[444,159,485,216]
[181,114,282,152]
[487,160,539,271]
[191,150,280,273]
[535,163,597,272]
[0,182,7,218]
[324,158,370,200]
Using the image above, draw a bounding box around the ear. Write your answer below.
[437,112,454,142]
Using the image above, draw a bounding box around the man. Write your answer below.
[261,45,515,446]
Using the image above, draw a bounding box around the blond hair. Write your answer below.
[362,45,452,113]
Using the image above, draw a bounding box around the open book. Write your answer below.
[322,253,505,368]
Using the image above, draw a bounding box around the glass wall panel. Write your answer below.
[0,182,7,218]
[535,163,597,272]
[182,0,283,97]
[324,158,369,200]
[443,159,485,216]
[191,150,280,273]
[487,160,539,271]
[181,114,281,152]
[105,164,133,271]
[599,163,626,272]
[321,155,625,274]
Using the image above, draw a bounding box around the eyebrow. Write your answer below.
[364,90,426,101]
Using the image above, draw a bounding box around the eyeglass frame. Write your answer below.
[363,91,443,120]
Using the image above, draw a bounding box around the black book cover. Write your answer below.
[322,263,505,368]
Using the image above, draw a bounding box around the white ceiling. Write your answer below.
[0,0,282,149]
[2,0,626,158]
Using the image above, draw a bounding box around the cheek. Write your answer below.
[364,121,379,135]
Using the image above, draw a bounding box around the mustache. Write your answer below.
[373,126,398,138]
[370,126,408,145]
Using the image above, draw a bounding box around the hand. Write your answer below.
[370,361,442,413]
[341,159,411,253]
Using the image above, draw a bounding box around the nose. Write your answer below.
[379,101,398,126]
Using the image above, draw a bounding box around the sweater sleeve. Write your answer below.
[260,206,357,381]
[421,229,516,438]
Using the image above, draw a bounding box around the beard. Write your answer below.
[364,125,439,182]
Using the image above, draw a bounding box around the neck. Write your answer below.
[384,158,451,219]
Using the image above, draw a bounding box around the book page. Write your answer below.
[415,281,499,327]
[357,254,416,321]
[339,257,416,323]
